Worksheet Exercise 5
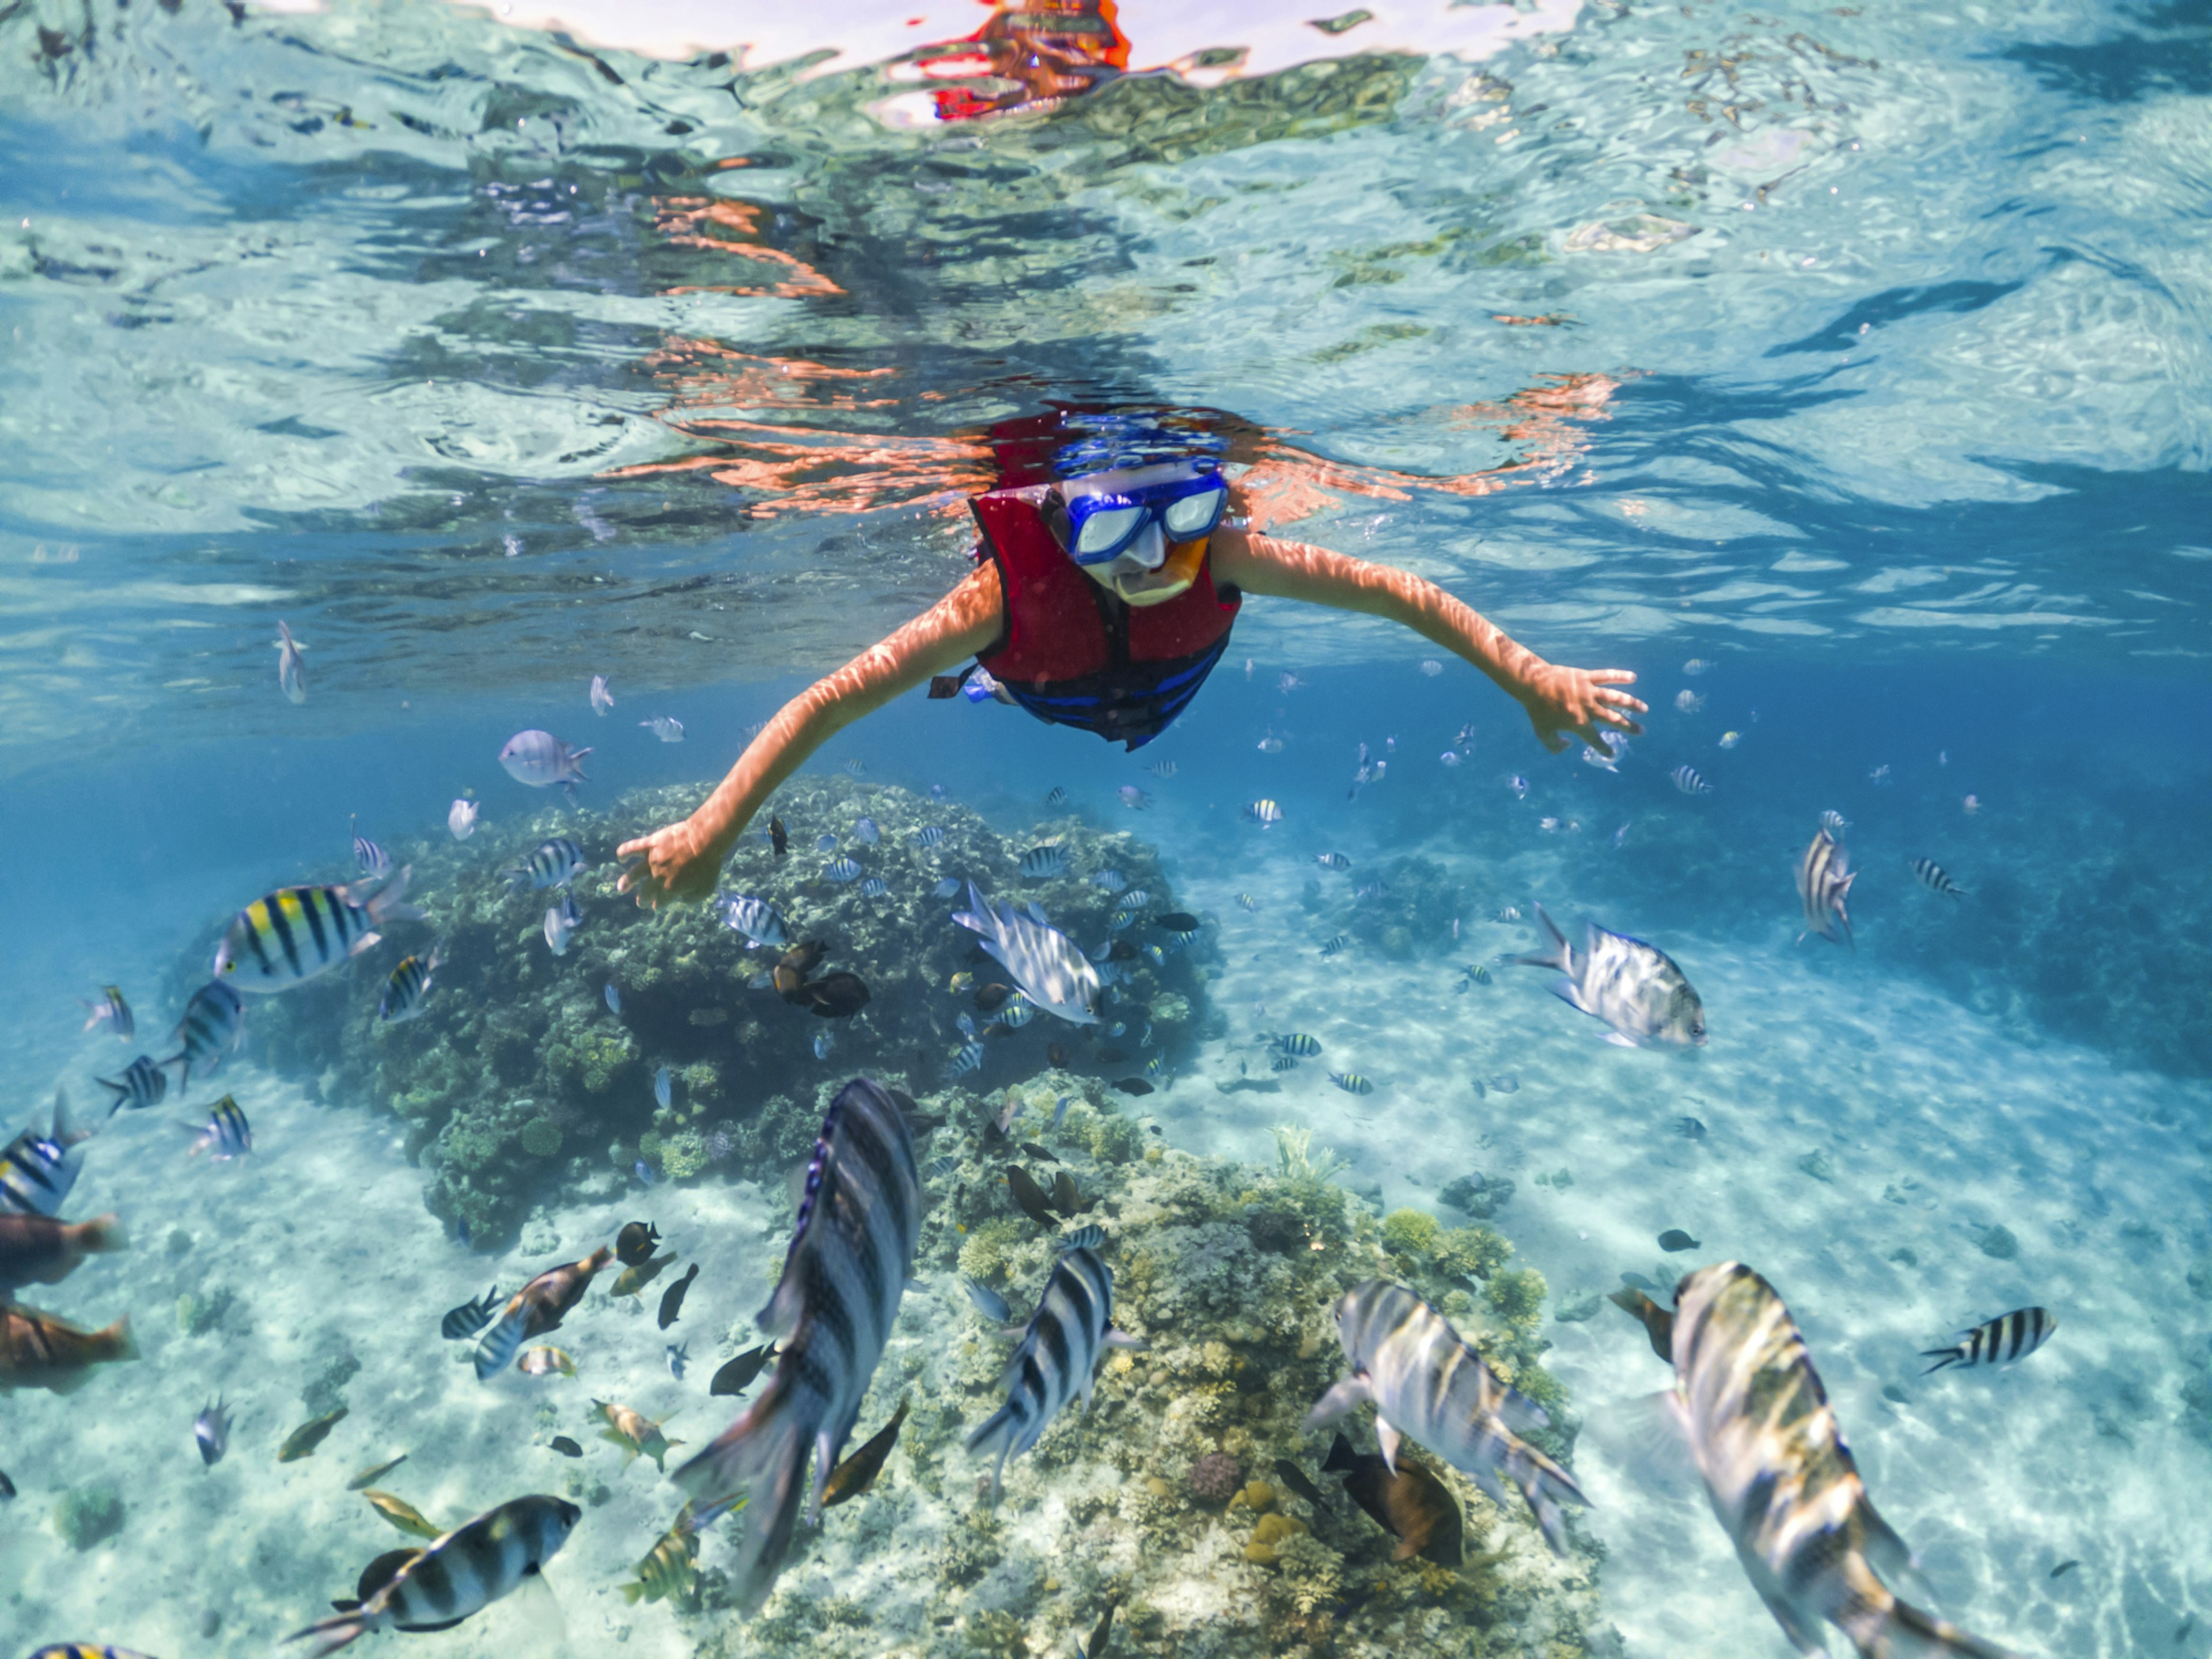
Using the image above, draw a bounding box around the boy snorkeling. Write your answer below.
[618,411,1645,907]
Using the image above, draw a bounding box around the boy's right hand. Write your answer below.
[616,816,727,909]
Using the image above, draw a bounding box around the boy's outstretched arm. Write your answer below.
[617,562,1005,907]
[1210,526,1646,755]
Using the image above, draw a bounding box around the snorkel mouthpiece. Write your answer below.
[1112,534,1206,606]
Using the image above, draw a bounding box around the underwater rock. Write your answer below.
[51,1483,124,1551]
[225,779,1214,1244]
[1978,1224,2020,1260]
[1437,1172,1513,1219]
[1796,1149,1836,1183]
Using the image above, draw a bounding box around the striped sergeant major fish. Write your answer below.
[1911,857,1968,898]
[0,1090,88,1218]
[967,1247,1140,1499]
[167,979,246,1084]
[27,1646,162,1659]
[1305,1281,1588,1555]
[378,949,444,1024]
[1610,1264,2020,1659]
[505,837,585,893]
[213,868,426,993]
[351,816,392,877]
[1513,902,1706,1048]
[1922,1307,2055,1374]
[1795,826,1856,948]
[286,1492,581,1656]
[187,1094,252,1161]
[96,1055,168,1116]
[672,1077,921,1611]
[78,985,133,1040]
[1670,763,1714,796]
[472,1247,614,1381]
[952,881,1101,1026]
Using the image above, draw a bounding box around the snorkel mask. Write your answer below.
[1050,457,1229,607]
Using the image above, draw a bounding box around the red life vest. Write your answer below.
[966,487,1240,750]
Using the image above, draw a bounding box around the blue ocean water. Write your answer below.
[3,0,2210,1655]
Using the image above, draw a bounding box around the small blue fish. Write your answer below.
[635,1160,657,1186]
[1108,910,1138,933]
[1144,1054,1168,1081]
[605,983,622,1014]
[1508,775,1530,800]
[1018,845,1068,880]
[945,1041,985,1080]
[859,877,889,899]
[187,1094,253,1161]
[640,715,685,743]
[1142,944,1166,967]
[914,826,945,848]
[934,877,962,899]
[961,1275,1010,1322]
[1120,889,1152,910]
[1315,853,1351,872]
[842,759,867,777]
[195,1396,233,1466]
[666,1340,690,1380]
[1236,893,1259,912]
[1118,786,1151,810]
[1320,934,1351,958]
[654,1066,673,1111]
[813,1032,836,1060]
[1050,1095,1073,1130]
[1107,1022,1125,1039]
[815,834,839,853]
[853,817,881,845]
[1044,787,1069,808]
[1613,823,1631,849]
[1090,869,1127,893]
[824,858,863,884]
[957,1013,976,1041]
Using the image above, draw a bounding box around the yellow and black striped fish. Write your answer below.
[28,1645,164,1659]
[377,948,444,1024]
[214,869,425,993]
[1612,1264,2017,1659]
[1922,1307,2055,1374]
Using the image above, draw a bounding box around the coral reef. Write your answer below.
[235,779,1213,1243]
[51,1484,124,1551]
[676,1115,1600,1659]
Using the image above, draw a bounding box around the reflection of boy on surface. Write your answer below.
[618,419,1645,908]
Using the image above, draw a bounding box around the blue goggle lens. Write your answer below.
[1066,477,1228,563]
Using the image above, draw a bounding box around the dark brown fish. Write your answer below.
[1019,1142,1059,1165]
[1273,1457,1327,1508]
[612,1250,677,1298]
[475,1245,617,1379]
[278,1407,349,1463]
[769,815,788,858]
[974,983,1014,1014]
[1153,911,1200,933]
[1323,1432,1463,1566]
[615,1221,662,1267]
[1047,1043,1067,1068]
[1087,1597,1119,1658]
[0,1211,128,1294]
[550,1436,583,1458]
[0,1303,137,1395]
[793,971,870,1018]
[658,1262,699,1330]
[709,1342,777,1398]
[0,1468,14,1499]
[821,1397,908,1508]
[1050,1170,1097,1217]
[1109,1077,1152,1096]
[1107,941,1138,963]
[1608,1286,1676,1362]
[1006,1165,1056,1227]
[331,1547,464,1633]
[772,940,831,999]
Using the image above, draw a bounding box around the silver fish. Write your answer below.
[604,984,622,1015]
[951,882,1101,1026]
[168,979,247,1080]
[1018,844,1069,880]
[351,819,392,876]
[187,1094,253,1161]
[944,1041,985,1080]
[1117,786,1150,810]
[97,1054,170,1115]
[1050,1095,1073,1130]
[722,895,790,948]
[995,994,1035,1030]
[1244,798,1282,826]
[851,817,880,845]
[286,1493,581,1654]
[195,1396,232,1466]
[1612,1264,2017,1659]
[275,620,307,704]
[914,826,945,848]
[823,857,863,884]
[1795,828,1855,948]
[544,894,581,956]
[1316,852,1352,872]
[590,673,615,714]
[933,877,961,899]
[1921,1307,2055,1374]
[859,877,888,899]
[967,1247,1138,1498]
[498,729,591,790]
[1911,857,1968,897]
[1305,1280,1585,1554]
[812,1032,836,1060]
[654,1066,673,1111]
[1090,869,1127,893]
[671,1078,921,1611]
[0,1091,87,1218]
[1513,902,1705,1048]
[377,949,442,1024]
[505,837,585,892]
[960,1275,1010,1322]
[213,870,425,993]
[79,984,134,1041]
[640,715,685,743]
[1669,764,1713,797]
[446,798,479,840]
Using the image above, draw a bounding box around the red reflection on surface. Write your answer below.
[651,195,844,298]
[909,0,1131,123]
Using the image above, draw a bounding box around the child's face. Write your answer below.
[1057,459,1219,606]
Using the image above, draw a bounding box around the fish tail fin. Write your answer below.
[1607,1287,1677,1362]
[963,1404,1019,1502]
[98,1314,138,1363]
[368,865,427,927]
[669,1365,821,1612]
[1320,1431,1359,1474]
[1918,1347,1964,1374]
[287,1609,380,1656]
[94,1075,130,1118]
[80,1213,129,1253]
[1841,1586,2018,1659]
[1497,1430,1589,1557]
[472,1304,529,1381]
[1510,902,1571,973]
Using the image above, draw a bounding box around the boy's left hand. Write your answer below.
[1518,665,1645,756]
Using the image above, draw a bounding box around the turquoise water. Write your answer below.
[3,0,2210,1654]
